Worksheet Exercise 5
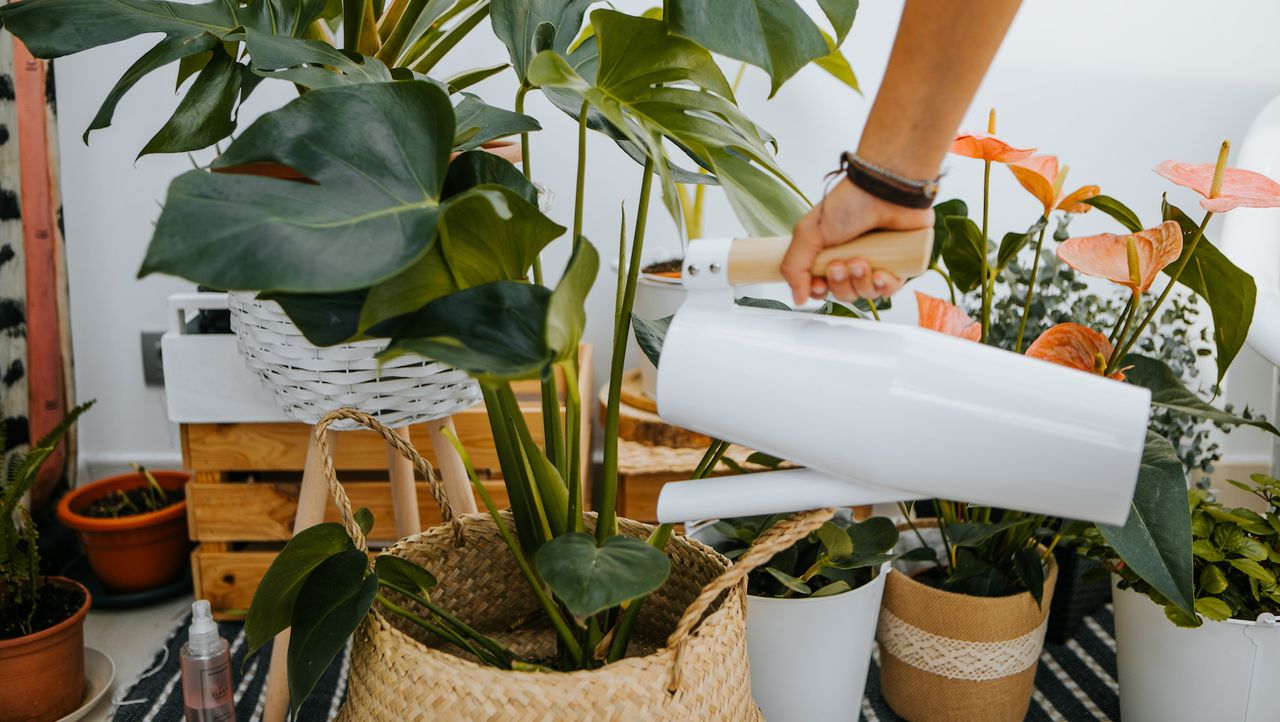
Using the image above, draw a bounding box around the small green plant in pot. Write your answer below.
[0,401,92,722]
[695,511,920,722]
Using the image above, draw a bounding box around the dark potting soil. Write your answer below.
[642,258,682,275]
[0,582,85,639]
[81,486,184,519]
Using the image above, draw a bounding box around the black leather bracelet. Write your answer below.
[838,151,940,209]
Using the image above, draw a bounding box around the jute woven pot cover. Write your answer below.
[877,531,1058,722]
[307,409,832,721]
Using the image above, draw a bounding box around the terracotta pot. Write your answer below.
[878,523,1058,722]
[0,577,90,722]
[57,470,191,593]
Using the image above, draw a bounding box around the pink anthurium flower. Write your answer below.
[950,131,1035,164]
[1155,158,1280,213]
[1056,220,1183,294]
[915,292,981,341]
[950,108,1034,164]
[1008,155,1100,216]
[1025,323,1126,380]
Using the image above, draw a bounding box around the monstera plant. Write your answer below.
[0,0,862,709]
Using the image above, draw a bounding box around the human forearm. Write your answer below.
[857,0,1023,178]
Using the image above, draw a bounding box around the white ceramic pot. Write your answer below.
[1113,579,1280,722]
[745,564,889,722]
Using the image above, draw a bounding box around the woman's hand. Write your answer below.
[782,179,933,305]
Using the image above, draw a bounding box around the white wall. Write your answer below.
[54,0,1280,478]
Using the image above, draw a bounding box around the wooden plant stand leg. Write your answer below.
[387,426,422,538]
[263,430,336,722]
[426,416,477,514]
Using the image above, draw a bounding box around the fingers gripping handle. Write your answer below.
[726,228,934,285]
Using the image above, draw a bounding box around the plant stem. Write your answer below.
[980,160,992,342]
[599,157,656,543]
[1108,294,1135,345]
[562,360,583,533]
[932,265,957,305]
[439,426,584,660]
[865,298,881,321]
[1109,211,1213,373]
[897,502,932,561]
[513,86,543,285]
[409,3,489,73]
[1013,220,1049,353]
[573,101,588,243]
[1108,291,1140,366]
[375,593,495,665]
[378,580,515,666]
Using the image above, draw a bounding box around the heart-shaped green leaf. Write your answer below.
[846,516,899,560]
[815,522,853,559]
[931,199,969,266]
[534,532,670,619]
[245,522,355,659]
[287,549,377,716]
[1161,199,1258,384]
[941,216,986,293]
[490,0,593,83]
[374,554,437,597]
[1097,431,1195,615]
[1122,354,1279,435]
[382,281,555,380]
[141,80,454,293]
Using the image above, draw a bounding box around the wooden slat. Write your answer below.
[188,479,510,542]
[193,546,277,620]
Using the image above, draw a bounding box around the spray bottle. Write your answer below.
[180,599,236,722]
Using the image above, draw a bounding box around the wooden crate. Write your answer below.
[188,346,591,619]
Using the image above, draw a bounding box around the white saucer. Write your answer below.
[58,647,116,722]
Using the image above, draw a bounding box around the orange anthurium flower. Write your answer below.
[1056,221,1183,294]
[950,131,1035,163]
[915,292,981,341]
[1025,323,1125,380]
[1008,155,1100,216]
[1154,159,1280,212]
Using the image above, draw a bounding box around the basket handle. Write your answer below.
[315,408,465,550]
[665,507,836,692]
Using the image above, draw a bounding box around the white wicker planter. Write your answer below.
[228,292,481,430]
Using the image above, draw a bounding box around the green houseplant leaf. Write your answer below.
[941,216,985,293]
[1097,431,1195,615]
[545,236,599,362]
[996,218,1047,272]
[0,0,326,149]
[1161,198,1257,384]
[245,30,397,88]
[632,315,673,368]
[528,9,805,234]
[1082,194,1143,232]
[141,80,454,293]
[534,532,671,619]
[244,522,355,658]
[666,0,854,96]
[287,549,377,716]
[931,198,969,267]
[1123,354,1279,435]
[490,0,593,83]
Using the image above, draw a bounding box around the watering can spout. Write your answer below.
[653,231,1151,526]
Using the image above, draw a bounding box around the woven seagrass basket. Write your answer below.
[228,292,480,429]
[305,409,832,721]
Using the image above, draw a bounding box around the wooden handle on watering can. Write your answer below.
[726,227,934,285]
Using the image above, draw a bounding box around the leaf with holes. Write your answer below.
[141,81,454,293]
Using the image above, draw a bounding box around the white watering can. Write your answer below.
[653,229,1151,526]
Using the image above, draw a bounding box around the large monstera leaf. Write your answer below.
[141,80,454,293]
[666,0,857,96]
[490,0,593,84]
[0,0,326,151]
[382,235,599,381]
[528,9,805,234]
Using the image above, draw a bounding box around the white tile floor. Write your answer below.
[79,595,194,721]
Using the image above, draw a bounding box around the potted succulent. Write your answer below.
[693,510,913,722]
[0,0,862,718]
[0,402,92,722]
[56,465,190,593]
[1077,475,1280,722]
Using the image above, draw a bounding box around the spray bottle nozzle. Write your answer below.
[188,599,220,655]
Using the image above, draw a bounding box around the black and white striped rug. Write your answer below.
[113,606,1119,721]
